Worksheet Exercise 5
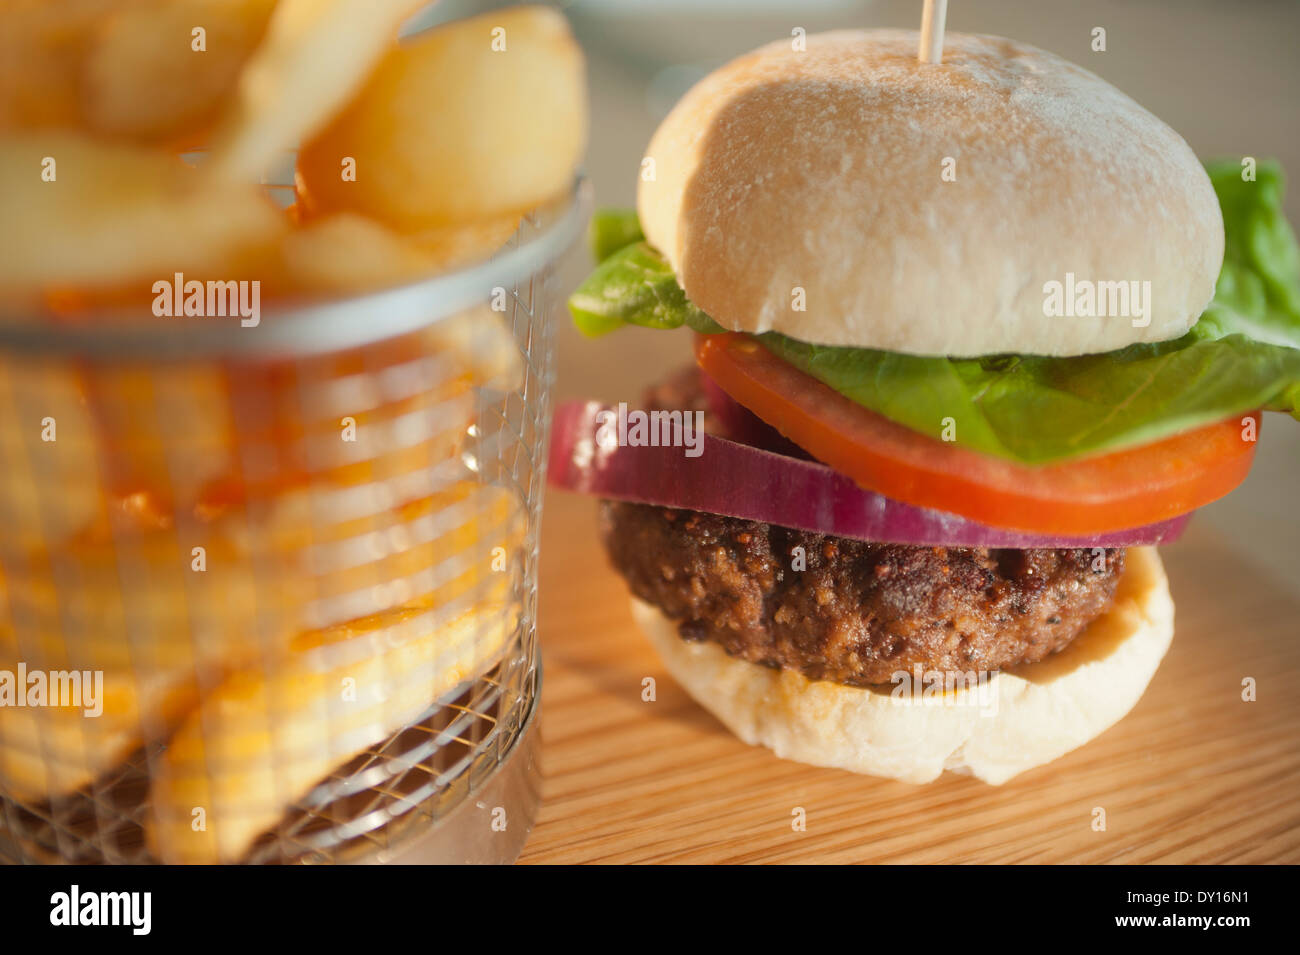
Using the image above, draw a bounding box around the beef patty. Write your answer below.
[598,365,1125,687]
[601,502,1124,686]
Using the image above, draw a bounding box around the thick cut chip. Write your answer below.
[0,656,202,804]
[147,481,523,863]
[0,509,305,680]
[273,213,439,295]
[204,0,426,184]
[83,0,276,146]
[407,213,521,270]
[295,5,586,230]
[0,358,104,552]
[272,212,521,292]
[85,363,237,510]
[0,133,285,297]
[0,0,120,130]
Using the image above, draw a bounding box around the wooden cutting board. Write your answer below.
[518,491,1300,864]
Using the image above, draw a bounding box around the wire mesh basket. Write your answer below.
[0,178,587,864]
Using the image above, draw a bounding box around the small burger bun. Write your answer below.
[632,546,1174,785]
[638,30,1223,357]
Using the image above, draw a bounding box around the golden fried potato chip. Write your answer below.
[81,362,239,511]
[408,213,521,270]
[83,0,276,147]
[0,655,202,803]
[295,5,586,231]
[273,212,438,295]
[0,505,305,679]
[0,133,285,296]
[204,0,426,184]
[148,481,523,863]
[0,357,104,552]
[0,0,118,130]
[276,209,521,291]
[424,305,525,395]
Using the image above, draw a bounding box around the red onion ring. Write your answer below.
[548,399,1192,548]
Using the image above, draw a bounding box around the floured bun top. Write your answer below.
[637,30,1224,357]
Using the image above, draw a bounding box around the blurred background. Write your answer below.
[432,0,1300,595]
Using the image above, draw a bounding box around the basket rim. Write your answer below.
[0,174,590,362]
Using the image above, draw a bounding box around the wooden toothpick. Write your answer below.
[918,0,948,64]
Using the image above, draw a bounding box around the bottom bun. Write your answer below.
[632,546,1174,785]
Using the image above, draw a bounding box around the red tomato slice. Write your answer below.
[695,333,1259,535]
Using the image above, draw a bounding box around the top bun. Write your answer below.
[637,30,1224,357]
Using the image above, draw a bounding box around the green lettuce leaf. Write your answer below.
[568,234,724,337]
[587,207,645,262]
[568,163,1300,464]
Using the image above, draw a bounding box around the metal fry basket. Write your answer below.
[0,178,588,864]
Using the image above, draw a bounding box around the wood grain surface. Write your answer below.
[518,491,1300,864]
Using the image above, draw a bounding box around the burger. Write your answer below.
[550,30,1300,784]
